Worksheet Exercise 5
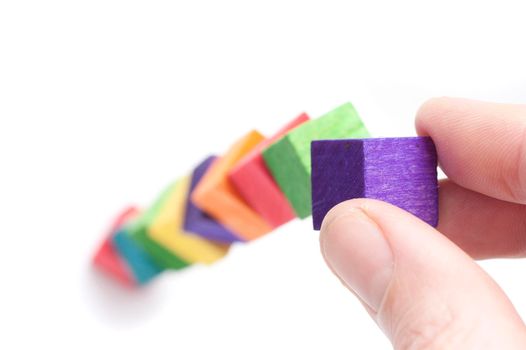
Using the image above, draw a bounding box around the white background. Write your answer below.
[1,1,526,349]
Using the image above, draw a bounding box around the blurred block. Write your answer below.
[184,156,242,243]
[229,113,309,227]
[127,185,190,270]
[311,137,438,230]
[192,130,273,241]
[262,103,369,218]
[148,176,230,264]
[112,227,164,286]
[92,207,139,286]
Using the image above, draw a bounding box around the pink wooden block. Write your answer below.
[229,113,310,227]
[92,207,140,286]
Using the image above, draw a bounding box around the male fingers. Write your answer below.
[437,179,526,259]
[416,97,526,204]
[320,199,526,349]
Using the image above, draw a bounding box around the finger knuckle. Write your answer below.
[391,302,471,350]
[503,123,526,204]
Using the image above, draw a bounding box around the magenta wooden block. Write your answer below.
[311,137,438,230]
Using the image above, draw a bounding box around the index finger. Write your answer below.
[416,97,526,204]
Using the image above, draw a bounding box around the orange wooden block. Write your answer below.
[192,130,272,241]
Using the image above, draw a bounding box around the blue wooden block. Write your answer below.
[112,228,164,285]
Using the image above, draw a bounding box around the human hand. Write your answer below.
[320,97,526,349]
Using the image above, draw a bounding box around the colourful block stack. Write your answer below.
[93,102,439,287]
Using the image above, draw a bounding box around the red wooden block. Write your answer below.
[92,206,140,286]
[229,113,310,227]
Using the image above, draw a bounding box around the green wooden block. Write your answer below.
[127,184,190,270]
[262,102,369,218]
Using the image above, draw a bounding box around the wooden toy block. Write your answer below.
[192,130,273,241]
[228,113,310,227]
[92,207,139,286]
[128,225,189,270]
[127,185,190,270]
[184,156,243,243]
[311,137,438,230]
[112,226,164,286]
[148,176,231,264]
[262,103,369,218]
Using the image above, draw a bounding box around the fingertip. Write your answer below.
[319,198,372,235]
[318,199,395,312]
[415,97,451,135]
[319,199,375,262]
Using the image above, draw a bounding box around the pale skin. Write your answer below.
[320,97,526,349]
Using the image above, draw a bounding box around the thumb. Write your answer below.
[320,199,526,349]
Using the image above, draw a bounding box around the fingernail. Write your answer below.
[321,208,394,312]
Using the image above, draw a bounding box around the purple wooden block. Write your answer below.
[184,156,243,243]
[311,137,438,230]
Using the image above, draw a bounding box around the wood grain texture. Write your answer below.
[363,137,438,226]
[92,207,139,286]
[192,130,273,241]
[149,176,230,265]
[228,113,309,227]
[184,156,242,243]
[311,140,364,230]
[311,137,438,230]
[263,103,369,218]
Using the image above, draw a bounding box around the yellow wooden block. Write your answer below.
[148,176,230,264]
